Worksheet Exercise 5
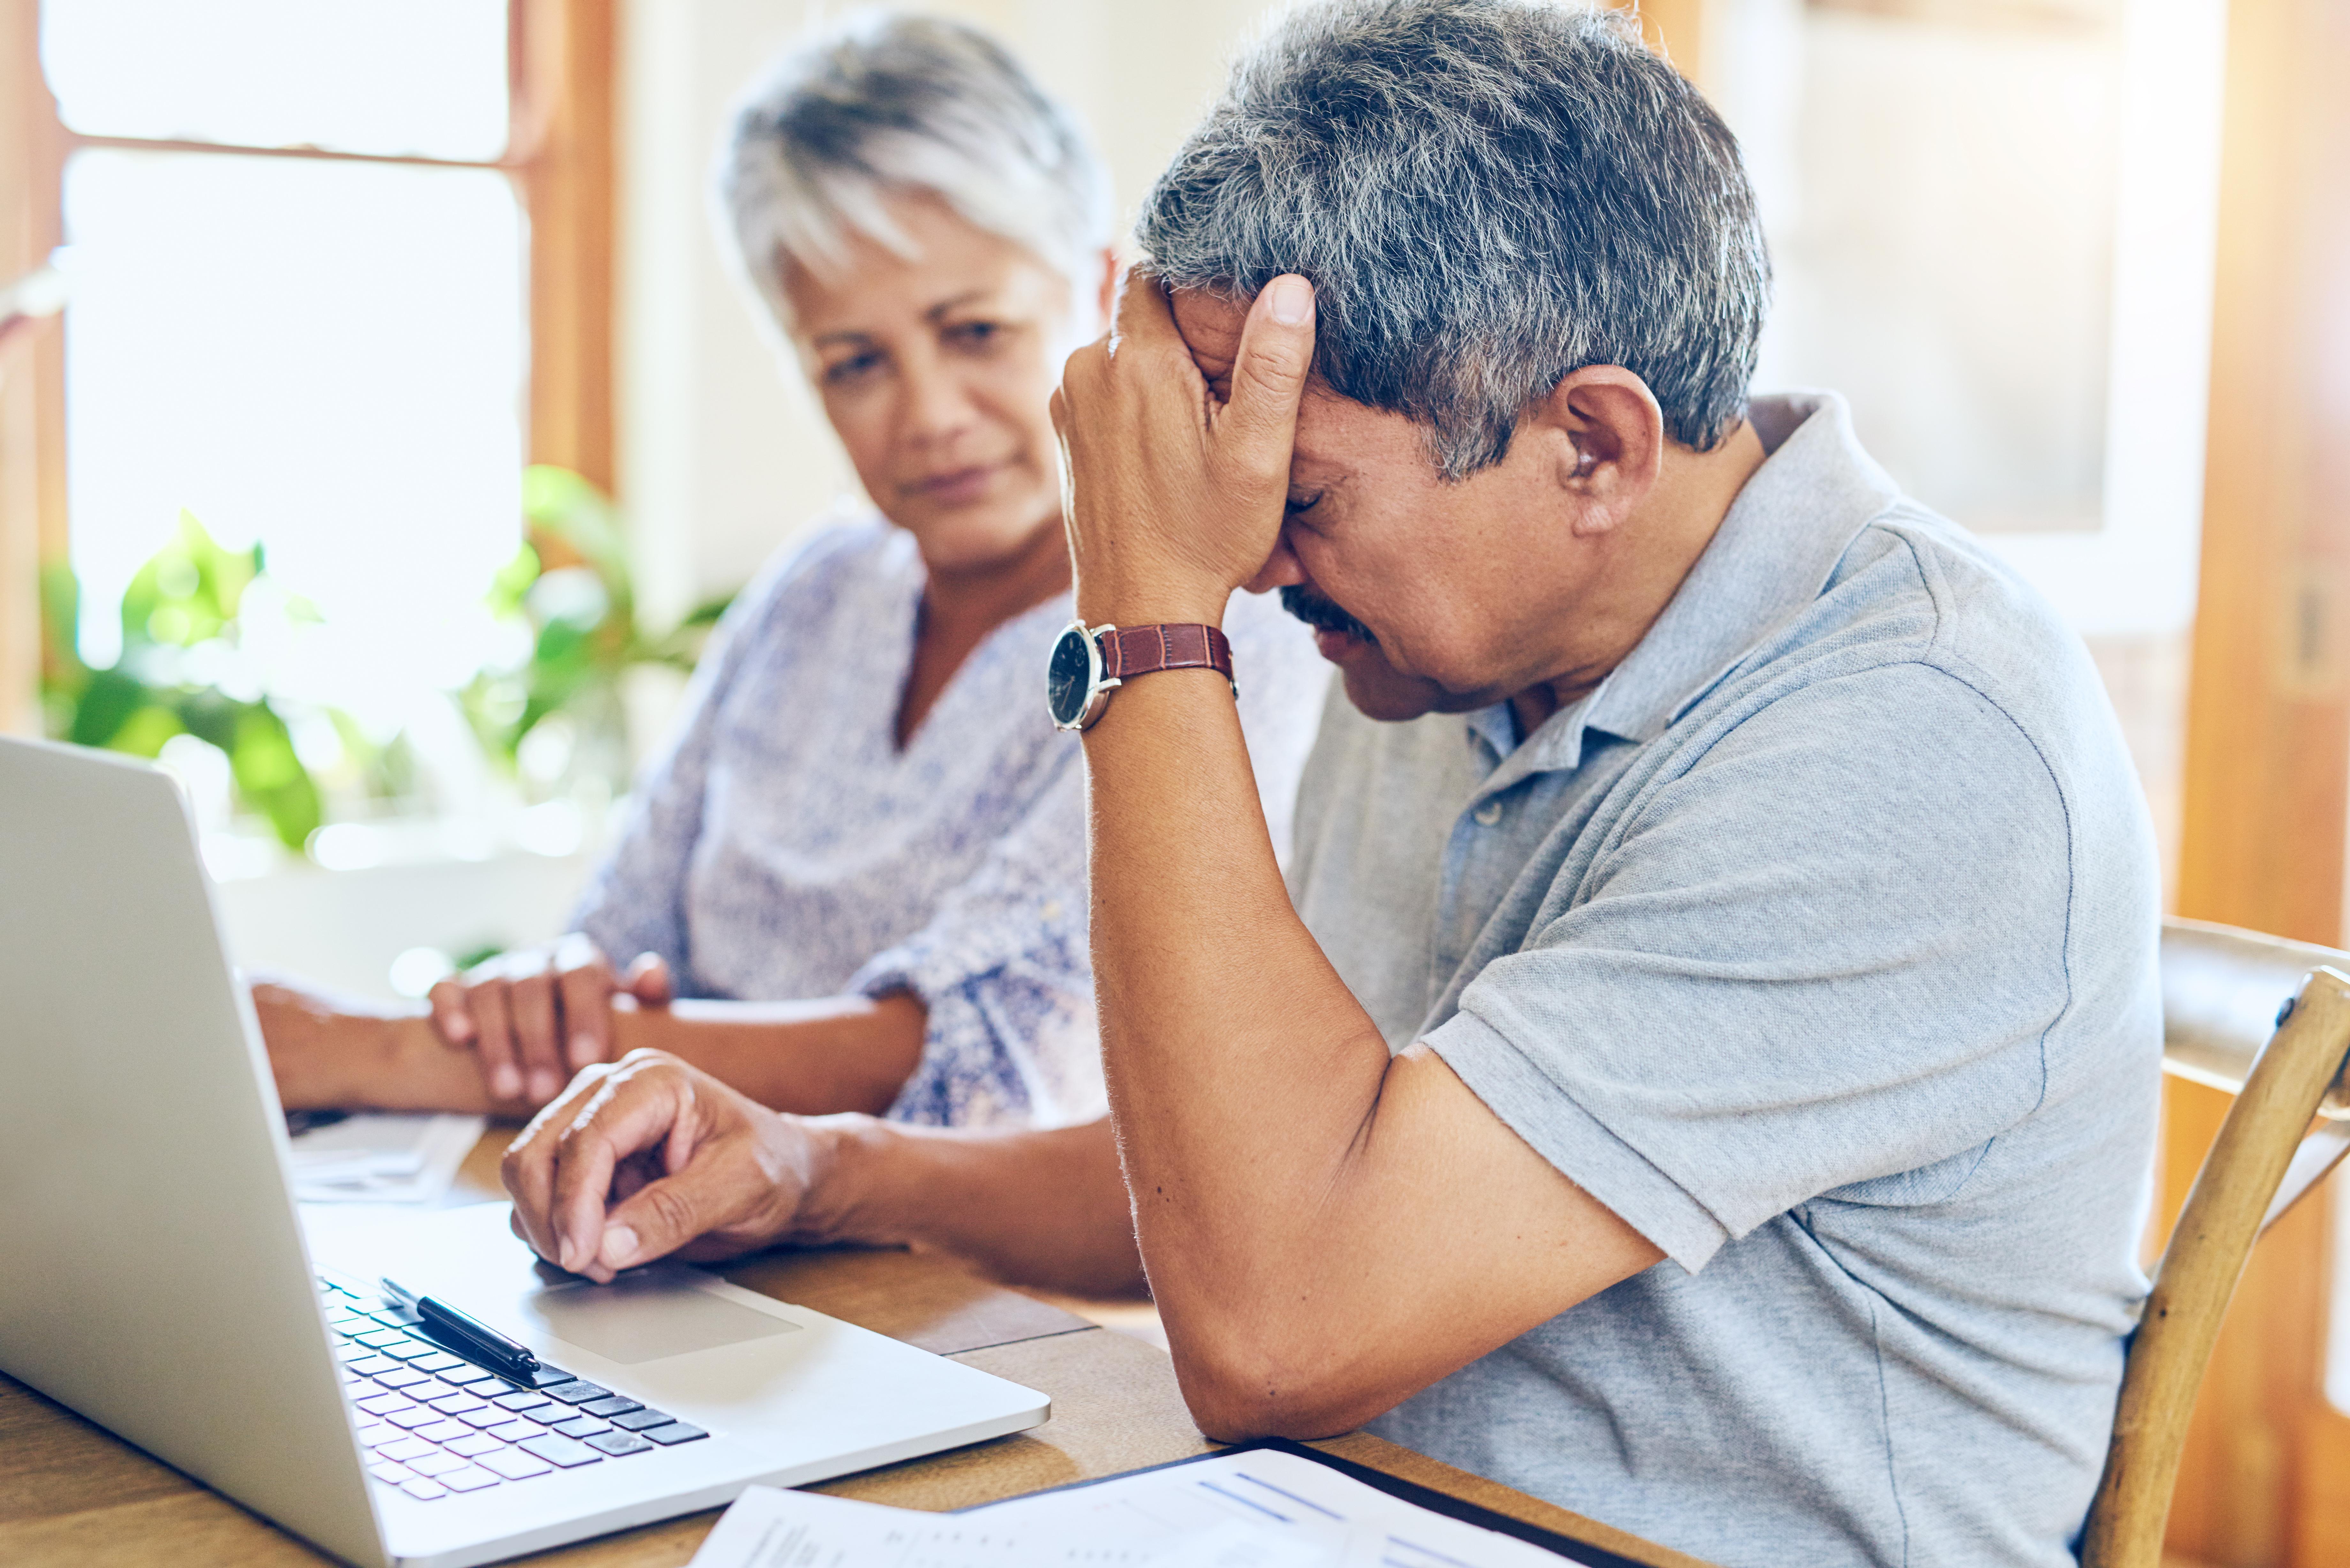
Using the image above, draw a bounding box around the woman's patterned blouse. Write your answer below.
[570,516,1329,1127]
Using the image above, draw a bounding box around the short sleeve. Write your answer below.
[848,749,1101,1128]
[1425,661,2076,1272]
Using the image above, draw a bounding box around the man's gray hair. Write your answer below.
[719,11,1112,330]
[1139,0,1770,478]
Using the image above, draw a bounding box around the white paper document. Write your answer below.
[287,1112,485,1203]
[690,1447,1584,1568]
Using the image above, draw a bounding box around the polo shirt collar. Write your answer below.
[1472,391,1900,788]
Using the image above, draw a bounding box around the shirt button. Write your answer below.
[1473,800,1504,827]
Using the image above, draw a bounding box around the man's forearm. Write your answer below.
[1054,274,1411,1416]
[1078,673,1398,1363]
[257,981,924,1117]
[794,1113,1145,1298]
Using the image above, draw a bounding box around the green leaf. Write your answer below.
[456,669,529,769]
[229,705,304,791]
[512,626,597,750]
[527,565,612,634]
[451,941,506,971]
[41,513,331,851]
[226,703,322,850]
[119,511,261,650]
[184,510,259,624]
[679,592,736,629]
[172,687,243,753]
[108,704,185,759]
[69,667,149,748]
[643,589,738,668]
[485,541,542,617]
[118,559,162,651]
[38,561,87,687]
[260,779,323,851]
[522,465,629,585]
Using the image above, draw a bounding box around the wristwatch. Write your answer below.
[1046,622,1235,731]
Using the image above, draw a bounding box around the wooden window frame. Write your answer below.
[0,0,613,735]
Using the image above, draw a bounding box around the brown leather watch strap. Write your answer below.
[1098,623,1234,685]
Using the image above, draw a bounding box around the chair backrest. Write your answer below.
[2079,918,2350,1568]
[2161,917,2350,1101]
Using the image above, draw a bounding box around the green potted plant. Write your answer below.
[40,469,736,855]
[460,465,733,792]
[41,511,324,850]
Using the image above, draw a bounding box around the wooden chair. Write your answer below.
[2081,917,2350,1567]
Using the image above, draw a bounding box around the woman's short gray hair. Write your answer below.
[1138,0,1770,479]
[718,11,1113,331]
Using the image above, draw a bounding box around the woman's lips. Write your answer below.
[908,464,1003,507]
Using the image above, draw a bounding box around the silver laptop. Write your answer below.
[0,736,1050,1568]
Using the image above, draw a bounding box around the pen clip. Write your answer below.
[420,1297,541,1374]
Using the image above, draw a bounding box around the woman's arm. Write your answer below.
[626,993,925,1113]
[845,757,1100,1126]
[256,976,922,1117]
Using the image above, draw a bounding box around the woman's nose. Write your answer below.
[897,362,980,449]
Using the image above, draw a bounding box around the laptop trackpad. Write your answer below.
[521,1268,800,1365]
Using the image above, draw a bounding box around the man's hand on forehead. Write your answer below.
[1165,286,1249,398]
[1052,265,1317,623]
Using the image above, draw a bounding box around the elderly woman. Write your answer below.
[260,14,1323,1153]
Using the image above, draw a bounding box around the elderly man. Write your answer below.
[503,3,2159,1563]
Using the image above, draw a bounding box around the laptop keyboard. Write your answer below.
[315,1271,709,1503]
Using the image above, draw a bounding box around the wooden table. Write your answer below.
[0,1134,1710,1568]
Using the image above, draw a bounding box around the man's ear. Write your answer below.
[1527,367,1664,536]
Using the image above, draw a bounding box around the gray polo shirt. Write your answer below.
[1287,392,2161,1568]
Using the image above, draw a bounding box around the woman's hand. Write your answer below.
[428,934,673,1105]
[501,1050,829,1282]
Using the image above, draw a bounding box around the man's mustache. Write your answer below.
[1280,585,1377,645]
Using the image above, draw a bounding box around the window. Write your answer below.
[1706,0,2223,635]
[9,0,613,863]
[59,147,527,690]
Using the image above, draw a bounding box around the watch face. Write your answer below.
[1047,626,1095,727]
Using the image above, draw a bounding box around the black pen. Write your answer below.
[380,1277,542,1383]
